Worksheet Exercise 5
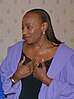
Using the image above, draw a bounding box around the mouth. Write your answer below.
[25,37,30,41]
[22,35,31,41]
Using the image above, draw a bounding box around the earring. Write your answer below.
[43,31,45,34]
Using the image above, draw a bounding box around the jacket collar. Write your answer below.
[47,43,74,78]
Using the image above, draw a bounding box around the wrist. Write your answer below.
[11,77,17,84]
[11,74,20,85]
[43,75,53,86]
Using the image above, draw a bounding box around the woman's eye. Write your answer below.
[27,26,30,29]
[27,25,33,29]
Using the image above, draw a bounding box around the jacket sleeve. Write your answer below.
[39,55,74,99]
[0,77,5,99]
[0,47,21,95]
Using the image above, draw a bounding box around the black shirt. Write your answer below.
[19,52,53,99]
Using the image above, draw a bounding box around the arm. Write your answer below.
[39,55,74,99]
[0,47,34,95]
[0,47,21,95]
[33,58,53,86]
[11,57,34,86]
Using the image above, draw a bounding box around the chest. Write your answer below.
[23,47,57,62]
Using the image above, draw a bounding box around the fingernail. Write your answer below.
[37,63,39,66]
[23,56,25,61]
[23,56,25,59]
[42,59,44,62]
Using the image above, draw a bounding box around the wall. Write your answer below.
[0,0,74,64]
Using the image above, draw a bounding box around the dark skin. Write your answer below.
[11,12,58,86]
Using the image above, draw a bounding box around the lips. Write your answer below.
[25,37,30,41]
[23,35,31,40]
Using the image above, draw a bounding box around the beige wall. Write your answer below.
[0,0,74,64]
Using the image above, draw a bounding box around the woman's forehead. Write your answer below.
[22,13,42,24]
[23,12,41,20]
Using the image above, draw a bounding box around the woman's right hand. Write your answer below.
[11,57,34,83]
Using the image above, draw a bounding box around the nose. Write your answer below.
[22,27,28,35]
[22,30,26,35]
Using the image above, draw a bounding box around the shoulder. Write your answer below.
[7,41,24,52]
[6,41,24,57]
[58,43,74,55]
[54,43,74,63]
[9,41,24,49]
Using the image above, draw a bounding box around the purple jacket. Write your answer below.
[0,41,74,99]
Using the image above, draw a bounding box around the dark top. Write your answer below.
[19,52,53,99]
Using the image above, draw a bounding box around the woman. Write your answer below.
[0,8,74,99]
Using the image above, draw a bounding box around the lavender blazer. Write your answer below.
[0,41,74,99]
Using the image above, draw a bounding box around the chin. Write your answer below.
[26,41,36,45]
[25,40,32,45]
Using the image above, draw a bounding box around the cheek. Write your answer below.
[31,32,42,41]
[31,27,43,40]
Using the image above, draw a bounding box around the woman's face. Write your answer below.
[22,12,44,45]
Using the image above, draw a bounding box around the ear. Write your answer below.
[41,22,48,31]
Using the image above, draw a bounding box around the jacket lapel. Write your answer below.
[40,44,74,90]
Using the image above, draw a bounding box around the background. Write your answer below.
[0,0,74,64]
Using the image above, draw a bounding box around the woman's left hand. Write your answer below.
[33,58,53,85]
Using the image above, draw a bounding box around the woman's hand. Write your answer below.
[33,58,53,86]
[11,57,34,83]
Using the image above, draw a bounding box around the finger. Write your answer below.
[33,72,37,78]
[33,74,39,80]
[31,68,33,74]
[33,58,39,68]
[29,66,34,73]
[41,59,46,71]
[28,60,34,68]
[19,56,25,66]
[24,61,34,72]
[33,73,36,77]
